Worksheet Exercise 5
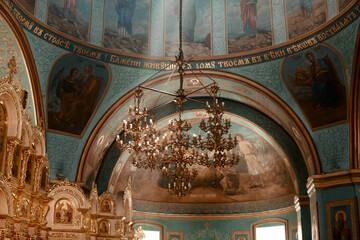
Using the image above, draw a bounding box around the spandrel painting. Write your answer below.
[227,0,273,54]
[15,0,36,14]
[47,0,91,42]
[286,0,327,40]
[54,199,73,224]
[338,0,354,12]
[104,0,150,55]
[165,0,211,57]
[47,54,110,136]
[115,124,295,203]
[282,44,347,129]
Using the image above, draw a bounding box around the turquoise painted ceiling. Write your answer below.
[4,0,360,211]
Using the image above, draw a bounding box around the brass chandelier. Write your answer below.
[116,0,239,197]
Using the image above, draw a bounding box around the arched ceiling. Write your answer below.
[3,0,360,215]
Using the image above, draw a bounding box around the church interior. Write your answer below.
[0,0,359,239]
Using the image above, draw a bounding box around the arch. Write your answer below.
[0,175,14,217]
[80,70,319,197]
[0,1,44,128]
[350,23,360,169]
[251,218,289,240]
[0,84,22,139]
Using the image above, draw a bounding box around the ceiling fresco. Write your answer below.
[112,115,296,205]
[3,0,360,216]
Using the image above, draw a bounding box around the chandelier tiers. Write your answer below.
[115,0,240,197]
[197,85,240,168]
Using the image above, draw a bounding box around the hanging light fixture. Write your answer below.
[198,85,240,168]
[116,87,161,170]
[116,0,240,197]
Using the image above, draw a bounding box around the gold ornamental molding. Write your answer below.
[307,170,360,192]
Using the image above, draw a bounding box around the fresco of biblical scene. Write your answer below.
[54,199,73,224]
[282,44,347,129]
[104,0,150,55]
[326,199,357,240]
[47,54,110,136]
[227,0,273,54]
[15,0,36,14]
[165,0,211,57]
[286,0,327,40]
[338,0,354,12]
[116,123,295,203]
[47,0,91,42]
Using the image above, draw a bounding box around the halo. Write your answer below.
[303,50,317,64]
[335,210,347,222]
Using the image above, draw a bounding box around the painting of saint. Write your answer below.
[115,122,295,204]
[55,199,73,224]
[232,231,249,240]
[11,144,20,177]
[326,200,357,240]
[104,0,150,55]
[227,0,272,54]
[47,54,110,136]
[15,0,36,14]
[99,220,109,234]
[47,0,91,41]
[101,199,112,212]
[282,44,347,129]
[165,0,211,57]
[338,0,354,12]
[286,0,327,40]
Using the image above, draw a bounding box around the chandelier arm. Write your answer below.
[148,66,178,110]
[139,86,178,97]
[188,68,214,97]
[184,82,217,97]
[184,97,207,105]
[148,99,176,113]
[193,67,219,85]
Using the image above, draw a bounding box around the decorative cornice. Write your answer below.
[307,170,360,191]
[294,195,310,211]
[47,179,85,196]
[133,206,295,220]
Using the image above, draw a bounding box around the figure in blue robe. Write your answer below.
[115,0,136,37]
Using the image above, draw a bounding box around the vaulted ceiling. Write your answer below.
[3,0,360,215]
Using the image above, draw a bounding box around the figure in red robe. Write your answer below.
[240,0,258,36]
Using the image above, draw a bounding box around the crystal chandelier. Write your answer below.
[116,0,239,197]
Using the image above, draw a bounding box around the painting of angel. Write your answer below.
[282,44,347,129]
[47,54,110,136]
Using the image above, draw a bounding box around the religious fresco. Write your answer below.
[165,0,211,57]
[326,199,357,240]
[15,0,36,14]
[227,0,273,54]
[115,124,295,203]
[54,199,73,224]
[104,0,150,55]
[286,0,327,40]
[338,0,354,12]
[281,44,347,129]
[47,0,91,42]
[47,54,110,136]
